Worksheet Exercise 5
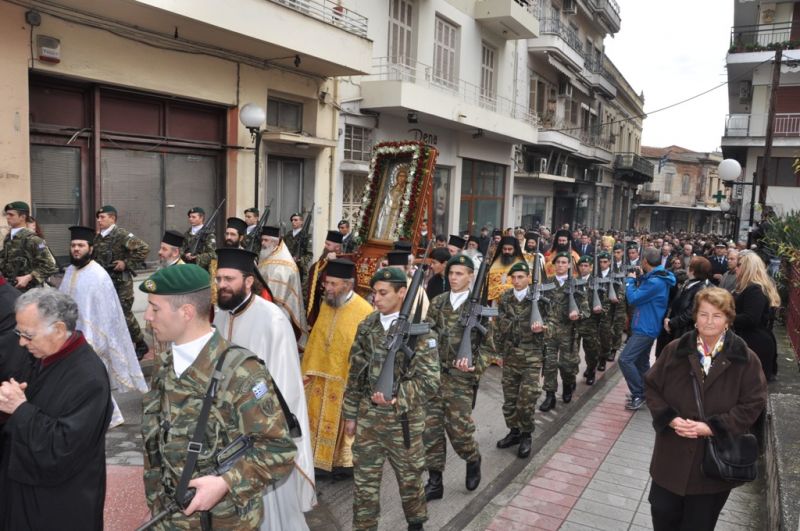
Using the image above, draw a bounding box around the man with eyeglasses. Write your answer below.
[0,288,113,530]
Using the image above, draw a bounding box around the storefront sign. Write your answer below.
[408,128,438,146]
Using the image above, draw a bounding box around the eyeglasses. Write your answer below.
[14,328,35,340]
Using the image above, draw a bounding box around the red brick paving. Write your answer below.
[105,465,149,531]
[485,380,634,530]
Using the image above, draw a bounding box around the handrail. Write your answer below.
[540,18,584,55]
[268,0,368,38]
[729,21,800,49]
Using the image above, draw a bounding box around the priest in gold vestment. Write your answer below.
[301,259,373,471]
[487,236,525,302]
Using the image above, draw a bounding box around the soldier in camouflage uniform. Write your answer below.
[242,207,259,252]
[423,255,492,501]
[181,207,217,271]
[539,252,587,412]
[93,205,150,356]
[0,201,58,290]
[596,251,617,372]
[609,243,628,361]
[494,262,545,459]
[575,255,603,385]
[283,212,312,281]
[343,267,439,531]
[140,264,297,530]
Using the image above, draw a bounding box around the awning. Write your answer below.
[637,204,722,212]
[260,131,337,148]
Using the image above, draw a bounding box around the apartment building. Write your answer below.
[0,0,371,259]
[638,147,725,234]
[721,0,800,241]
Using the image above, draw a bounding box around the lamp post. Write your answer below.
[240,103,267,210]
[718,158,745,241]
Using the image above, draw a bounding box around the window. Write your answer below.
[267,98,302,131]
[756,156,800,187]
[433,16,458,90]
[388,0,414,64]
[664,173,674,193]
[343,125,372,161]
[432,167,451,237]
[267,157,304,222]
[342,173,368,226]
[681,174,691,195]
[521,196,547,229]
[480,43,496,108]
[459,159,505,233]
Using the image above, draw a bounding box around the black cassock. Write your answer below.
[0,333,112,531]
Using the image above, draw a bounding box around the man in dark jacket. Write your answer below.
[619,248,675,410]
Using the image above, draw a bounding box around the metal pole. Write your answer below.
[758,47,782,211]
[253,131,262,211]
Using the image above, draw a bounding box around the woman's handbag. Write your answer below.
[690,372,758,482]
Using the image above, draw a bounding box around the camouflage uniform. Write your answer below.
[283,230,312,280]
[241,229,258,254]
[423,293,492,472]
[181,228,217,271]
[343,311,440,531]
[575,276,602,373]
[0,228,58,289]
[141,331,296,530]
[609,263,628,355]
[597,269,618,359]
[93,226,149,345]
[541,276,588,393]
[495,288,545,433]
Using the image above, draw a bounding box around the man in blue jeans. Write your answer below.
[620,248,675,410]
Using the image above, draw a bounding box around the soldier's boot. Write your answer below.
[562,383,576,403]
[597,357,607,372]
[539,392,556,412]
[408,524,424,531]
[585,370,596,386]
[465,457,481,491]
[517,432,533,459]
[424,470,443,501]
[607,349,617,362]
[496,428,521,449]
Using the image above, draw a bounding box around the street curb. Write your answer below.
[444,364,625,531]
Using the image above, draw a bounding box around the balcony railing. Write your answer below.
[540,18,584,55]
[729,22,800,52]
[638,189,660,203]
[725,113,800,136]
[583,55,614,83]
[268,0,368,38]
[579,129,613,150]
[369,56,538,126]
[514,0,542,18]
[614,152,655,178]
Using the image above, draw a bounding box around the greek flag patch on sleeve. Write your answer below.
[252,380,268,400]
[427,338,437,349]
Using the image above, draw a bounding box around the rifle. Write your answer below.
[246,200,272,254]
[374,241,434,400]
[588,241,604,313]
[527,236,555,327]
[98,247,138,279]
[135,435,253,531]
[292,203,315,263]
[565,255,581,317]
[455,244,499,367]
[189,199,226,258]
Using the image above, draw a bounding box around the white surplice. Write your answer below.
[59,260,148,426]
[214,295,315,531]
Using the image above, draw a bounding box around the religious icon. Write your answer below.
[370,162,410,241]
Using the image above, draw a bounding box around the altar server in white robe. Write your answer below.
[59,225,148,427]
[212,248,315,530]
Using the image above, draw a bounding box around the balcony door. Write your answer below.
[267,157,304,224]
[388,0,414,77]
[433,16,458,91]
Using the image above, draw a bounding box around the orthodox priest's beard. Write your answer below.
[324,290,350,308]
[500,253,515,266]
[217,284,249,311]
[259,243,277,262]
[70,251,92,269]
[555,242,570,253]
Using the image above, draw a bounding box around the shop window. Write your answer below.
[267,98,302,131]
[343,125,372,162]
[459,159,505,233]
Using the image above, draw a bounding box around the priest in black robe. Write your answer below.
[0,287,112,531]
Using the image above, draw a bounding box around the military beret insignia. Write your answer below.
[578,255,592,264]
[370,267,406,286]
[509,262,530,275]
[598,251,611,260]
[445,253,475,274]
[138,264,210,294]
[143,279,157,292]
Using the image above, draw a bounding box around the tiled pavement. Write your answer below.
[485,378,766,531]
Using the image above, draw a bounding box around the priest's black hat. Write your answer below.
[226,217,247,236]
[69,225,96,243]
[162,230,185,248]
[326,259,355,279]
[500,236,517,247]
[554,229,571,240]
[216,248,257,272]
[393,240,412,252]
[448,235,466,249]
[261,225,281,238]
[326,230,344,244]
[431,248,451,263]
[525,231,540,241]
[387,251,410,267]
[492,229,502,236]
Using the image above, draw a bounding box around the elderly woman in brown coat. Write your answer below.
[645,287,767,531]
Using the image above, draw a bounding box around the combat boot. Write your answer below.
[607,349,617,362]
[496,428,521,448]
[424,470,443,501]
[408,523,424,531]
[465,457,481,491]
[597,358,607,372]
[585,370,596,386]
[517,432,533,459]
[539,392,556,412]
[562,382,575,403]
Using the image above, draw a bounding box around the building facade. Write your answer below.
[722,0,800,242]
[0,0,372,260]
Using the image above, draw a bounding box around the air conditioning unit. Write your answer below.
[563,0,577,15]
[738,80,752,104]
[561,164,569,177]
[538,158,548,173]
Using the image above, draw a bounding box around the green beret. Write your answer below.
[578,255,592,265]
[4,201,30,213]
[509,262,530,275]
[598,251,611,260]
[139,264,210,295]
[446,254,475,271]
[613,243,624,251]
[370,267,407,287]
[553,251,571,262]
[188,207,205,216]
[96,205,117,217]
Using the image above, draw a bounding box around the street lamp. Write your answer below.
[718,158,758,244]
[240,103,267,210]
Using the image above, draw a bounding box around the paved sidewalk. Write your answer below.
[485,378,766,530]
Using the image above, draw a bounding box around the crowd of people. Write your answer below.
[0,198,782,530]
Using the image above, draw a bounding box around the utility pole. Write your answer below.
[756,47,782,218]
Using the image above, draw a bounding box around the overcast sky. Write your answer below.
[604,0,733,153]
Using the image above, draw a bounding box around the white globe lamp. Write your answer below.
[718,159,742,183]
